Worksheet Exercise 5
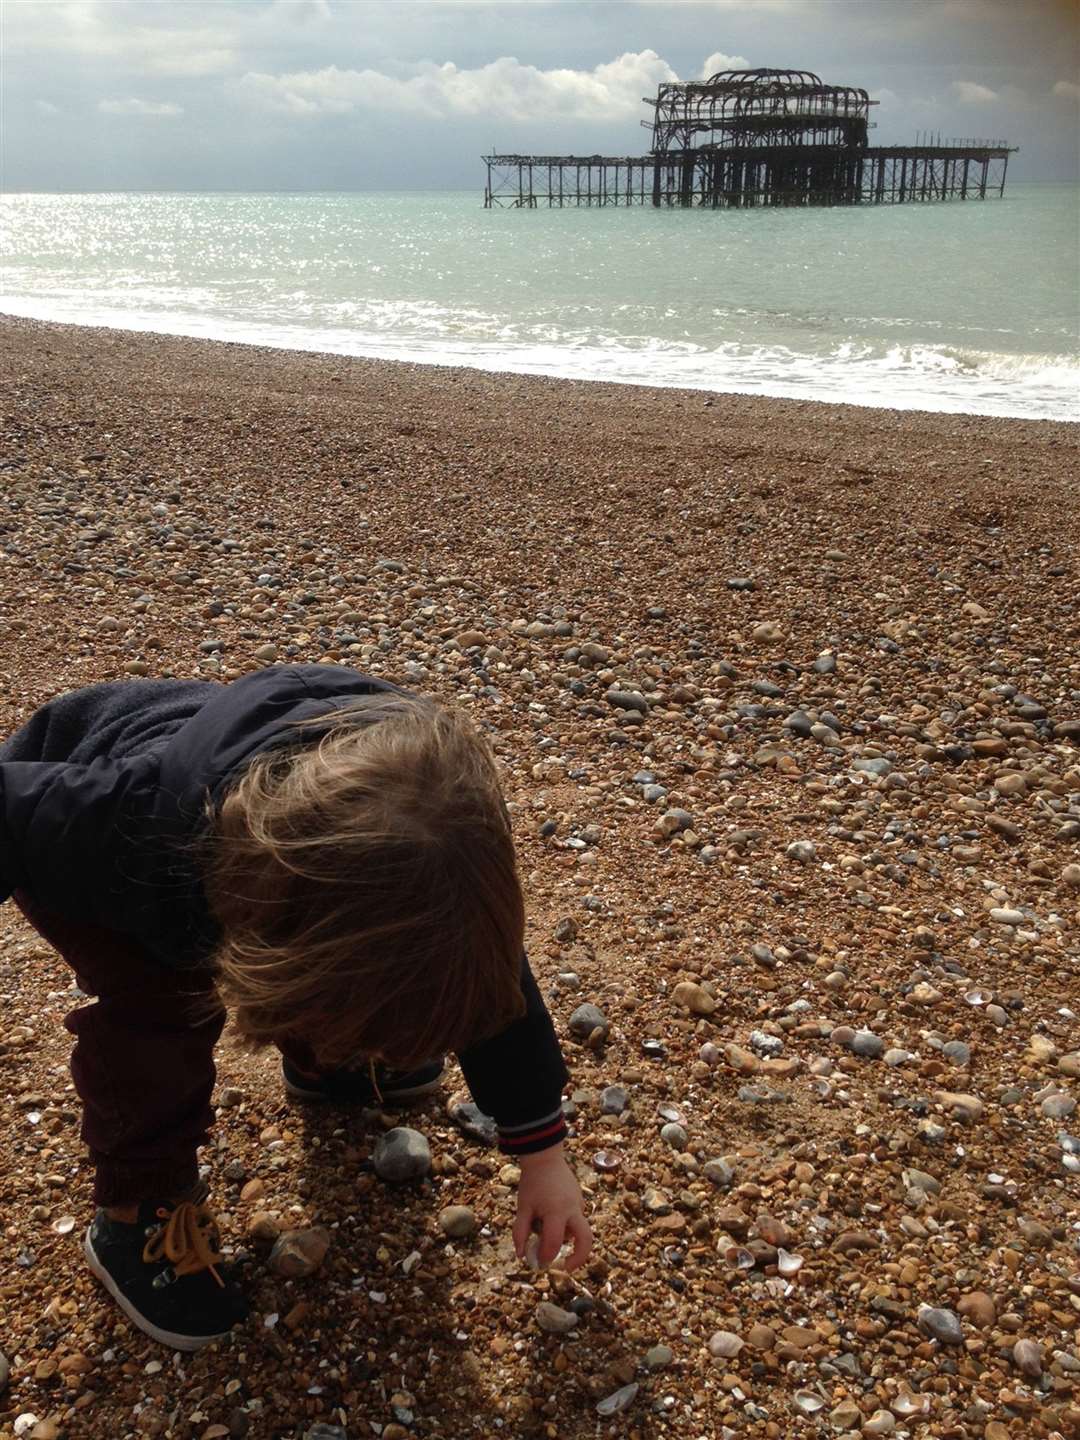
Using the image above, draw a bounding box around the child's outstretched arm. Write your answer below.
[457,953,593,1271]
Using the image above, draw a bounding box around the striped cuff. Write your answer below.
[497,1106,569,1156]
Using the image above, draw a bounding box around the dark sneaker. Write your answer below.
[84,1194,247,1351]
[282,1056,445,1105]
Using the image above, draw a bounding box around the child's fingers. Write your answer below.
[512,1206,537,1259]
[536,1211,570,1268]
[562,1212,594,1272]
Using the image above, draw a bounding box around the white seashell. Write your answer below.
[777,1247,804,1276]
[792,1391,826,1414]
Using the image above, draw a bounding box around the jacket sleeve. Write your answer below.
[457,953,570,1156]
[0,757,157,920]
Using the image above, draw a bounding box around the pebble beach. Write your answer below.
[0,314,1078,1440]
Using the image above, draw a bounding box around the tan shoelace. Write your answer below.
[142,1201,225,1288]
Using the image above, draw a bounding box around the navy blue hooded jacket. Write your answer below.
[0,665,569,1152]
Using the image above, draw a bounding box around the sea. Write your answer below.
[1,186,1077,421]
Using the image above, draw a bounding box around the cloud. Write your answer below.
[1052,79,1080,101]
[35,99,60,115]
[98,97,184,117]
[10,2,234,77]
[269,0,333,21]
[699,52,750,79]
[952,80,999,104]
[231,50,679,123]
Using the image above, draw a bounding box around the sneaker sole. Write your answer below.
[283,1070,446,1104]
[83,1227,235,1353]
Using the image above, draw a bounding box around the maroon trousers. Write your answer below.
[15,894,320,1206]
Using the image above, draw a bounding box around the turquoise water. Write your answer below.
[1,187,1077,419]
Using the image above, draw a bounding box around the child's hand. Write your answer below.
[512,1143,593,1272]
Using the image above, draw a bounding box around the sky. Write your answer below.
[3,0,1078,190]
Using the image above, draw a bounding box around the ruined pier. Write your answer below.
[483,68,1015,208]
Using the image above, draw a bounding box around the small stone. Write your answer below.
[1012,1338,1043,1378]
[703,1158,735,1189]
[671,980,716,1015]
[568,1003,608,1041]
[606,688,649,715]
[747,1323,776,1350]
[248,1211,282,1243]
[239,1179,265,1203]
[708,1330,744,1358]
[917,1304,963,1346]
[536,1301,577,1334]
[267,1227,331,1279]
[852,757,892,777]
[934,1090,984,1121]
[253,643,278,662]
[596,1383,639,1417]
[751,620,784,643]
[448,1100,498,1145]
[850,1029,884,1059]
[989,907,1025,926]
[644,1344,673,1371]
[0,1349,8,1393]
[661,1122,689,1151]
[785,839,817,864]
[1041,1092,1076,1119]
[957,1291,996,1328]
[600,1085,629,1115]
[455,630,486,648]
[1062,863,1080,887]
[373,1127,431,1185]
[942,1040,971,1066]
[439,1205,477,1240]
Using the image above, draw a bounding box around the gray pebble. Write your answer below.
[785,840,817,864]
[783,710,813,738]
[917,1305,963,1346]
[1041,1093,1076,1120]
[568,1003,609,1040]
[749,1029,784,1058]
[703,1157,735,1188]
[661,1122,689,1151]
[851,1029,885,1059]
[0,1349,7,1393]
[373,1127,431,1183]
[644,1344,673,1371]
[738,1084,789,1104]
[643,783,667,803]
[596,1382,639,1416]
[449,1101,498,1146]
[852,757,892,777]
[943,1040,971,1067]
[601,1085,629,1116]
[536,1301,578,1334]
[606,688,649,715]
[439,1205,478,1239]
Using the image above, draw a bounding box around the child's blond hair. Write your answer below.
[205,692,526,1068]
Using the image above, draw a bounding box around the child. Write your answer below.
[0,664,592,1351]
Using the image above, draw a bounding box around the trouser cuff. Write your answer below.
[92,1156,200,1208]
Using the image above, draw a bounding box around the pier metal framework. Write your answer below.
[483,67,1015,209]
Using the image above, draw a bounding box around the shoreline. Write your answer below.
[1,306,1075,426]
[2,311,1076,434]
